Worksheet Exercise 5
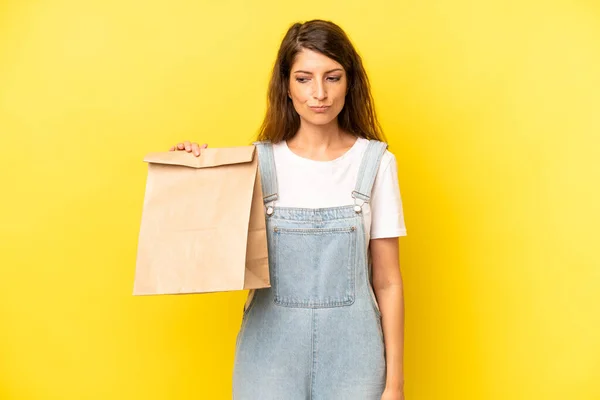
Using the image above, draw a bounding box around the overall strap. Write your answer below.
[352,140,388,204]
[253,140,279,205]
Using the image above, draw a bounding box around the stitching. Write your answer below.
[274,298,355,308]
[310,309,316,400]
[273,227,355,234]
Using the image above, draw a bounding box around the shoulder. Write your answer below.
[271,140,288,158]
[355,138,396,171]
[380,150,396,171]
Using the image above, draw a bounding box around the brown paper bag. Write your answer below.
[133,145,270,295]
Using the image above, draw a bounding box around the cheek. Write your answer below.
[289,84,310,102]
[333,90,346,109]
[288,92,307,115]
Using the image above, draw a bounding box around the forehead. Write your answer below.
[291,48,344,72]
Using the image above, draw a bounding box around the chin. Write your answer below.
[300,114,339,127]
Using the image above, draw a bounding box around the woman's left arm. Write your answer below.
[370,237,405,399]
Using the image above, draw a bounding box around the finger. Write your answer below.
[176,143,185,150]
[201,143,208,149]
[183,140,192,152]
[169,146,175,151]
[191,142,201,157]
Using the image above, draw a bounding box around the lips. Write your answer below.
[309,106,330,112]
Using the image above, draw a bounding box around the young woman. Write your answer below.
[171,19,407,400]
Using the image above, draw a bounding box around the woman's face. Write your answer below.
[288,49,348,128]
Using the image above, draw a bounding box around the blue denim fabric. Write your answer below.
[232,140,388,400]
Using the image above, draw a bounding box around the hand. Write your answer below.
[169,141,208,157]
[381,387,404,400]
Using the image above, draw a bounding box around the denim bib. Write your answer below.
[233,139,389,400]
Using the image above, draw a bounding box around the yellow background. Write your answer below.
[1,0,599,399]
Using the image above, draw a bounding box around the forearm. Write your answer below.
[375,282,405,389]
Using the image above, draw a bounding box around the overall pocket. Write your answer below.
[273,226,357,308]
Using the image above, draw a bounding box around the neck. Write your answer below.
[290,120,346,150]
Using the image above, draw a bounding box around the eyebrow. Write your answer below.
[293,68,344,74]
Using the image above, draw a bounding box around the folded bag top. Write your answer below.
[143,145,255,169]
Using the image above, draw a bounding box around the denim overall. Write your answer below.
[232,140,389,400]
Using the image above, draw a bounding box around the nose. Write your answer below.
[312,80,327,101]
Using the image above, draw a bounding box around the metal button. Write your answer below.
[353,205,362,213]
[266,206,274,215]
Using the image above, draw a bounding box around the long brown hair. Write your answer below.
[256,20,386,143]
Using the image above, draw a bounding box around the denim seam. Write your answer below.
[274,232,280,304]
[309,309,314,399]
[268,204,357,212]
[274,227,355,234]
[351,223,358,303]
[269,216,357,224]
[360,213,383,318]
[274,299,354,308]
[310,309,317,400]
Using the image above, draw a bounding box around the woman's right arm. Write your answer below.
[169,140,207,157]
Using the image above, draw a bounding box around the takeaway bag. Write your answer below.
[133,145,270,295]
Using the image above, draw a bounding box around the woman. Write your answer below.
[171,19,406,400]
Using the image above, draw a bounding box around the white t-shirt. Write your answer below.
[271,137,407,242]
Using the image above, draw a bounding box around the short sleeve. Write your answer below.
[370,152,407,239]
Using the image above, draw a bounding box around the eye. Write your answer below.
[295,77,310,83]
[327,76,342,82]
